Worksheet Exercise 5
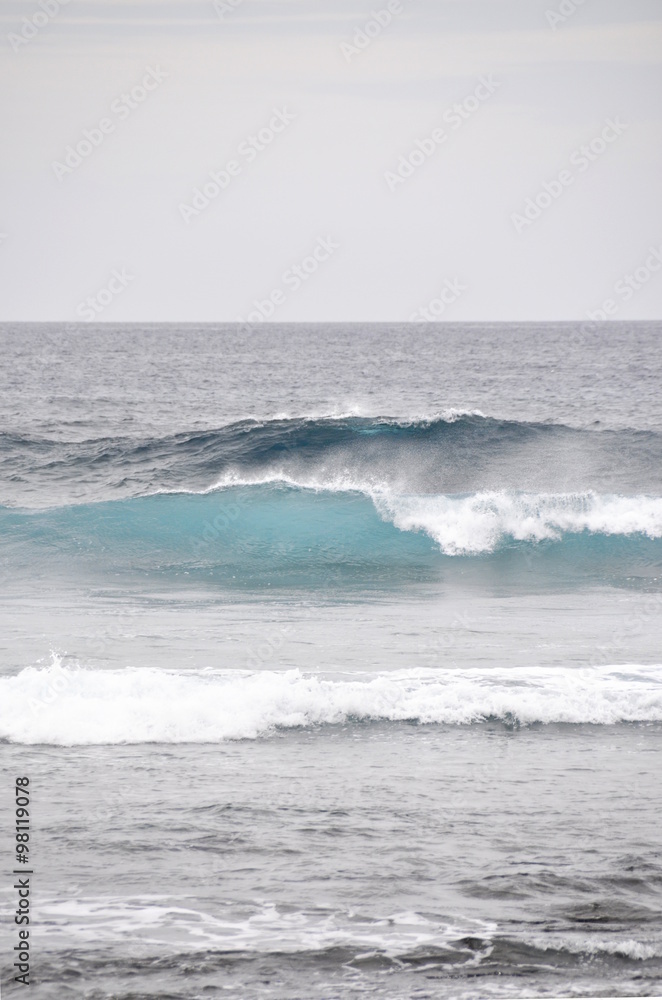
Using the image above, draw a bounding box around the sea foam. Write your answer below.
[2,657,661,744]
[376,490,662,555]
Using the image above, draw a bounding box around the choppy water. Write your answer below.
[1,322,661,998]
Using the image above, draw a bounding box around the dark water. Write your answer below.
[1,322,661,998]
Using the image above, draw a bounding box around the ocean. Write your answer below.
[0,321,661,999]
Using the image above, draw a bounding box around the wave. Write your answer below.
[35,896,497,958]
[34,894,662,966]
[2,657,662,744]
[2,413,662,504]
[33,897,662,998]
[33,897,662,987]
[1,486,661,589]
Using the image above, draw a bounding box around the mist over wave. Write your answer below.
[2,412,662,506]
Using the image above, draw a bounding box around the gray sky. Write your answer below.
[1,0,661,321]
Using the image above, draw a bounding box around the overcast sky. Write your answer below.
[1,0,661,321]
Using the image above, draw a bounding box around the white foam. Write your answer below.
[204,470,397,500]
[28,895,662,963]
[264,408,484,425]
[2,656,662,745]
[34,895,495,958]
[531,933,662,961]
[378,491,662,555]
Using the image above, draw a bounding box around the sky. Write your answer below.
[0,0,661,322]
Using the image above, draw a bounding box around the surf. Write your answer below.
[2,656,662,744]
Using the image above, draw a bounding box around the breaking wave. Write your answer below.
[1,485,661,588]
[2,657,662,744]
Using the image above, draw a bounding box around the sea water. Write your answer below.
[0,322,661,998]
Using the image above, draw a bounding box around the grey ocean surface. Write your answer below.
[0,322,661,999]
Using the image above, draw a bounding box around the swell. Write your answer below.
[1,485,661,588]
[2,413,662,504]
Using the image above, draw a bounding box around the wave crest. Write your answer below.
[3,412,662,505]
[376,491,662,555]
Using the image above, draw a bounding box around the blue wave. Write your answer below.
[2,414,662,504]
[2,485,661,589]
